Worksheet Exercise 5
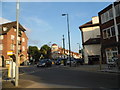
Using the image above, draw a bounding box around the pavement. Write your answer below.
[1,64,120,89]
[62,64,120,74]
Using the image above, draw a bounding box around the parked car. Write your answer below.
[55,59,61,65]
[67,59,76,65]
[74,59,84,65]
[37,59,52,67]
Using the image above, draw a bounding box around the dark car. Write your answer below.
[37,59,52,67]
[55,59,61,65]
[74,59,84,65]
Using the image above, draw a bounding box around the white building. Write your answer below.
[79,16,101,64]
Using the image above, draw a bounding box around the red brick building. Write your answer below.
[0,21,28,67]
[98,1,120,64]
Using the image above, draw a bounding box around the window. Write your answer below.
[18,45,20,50]
[106,47,118,63]
[103,30,107,39]
[100,4,120,24]
[22,46,25,51]
[0,35,3,40]
[14,29,16,32]
[117,24,120,35]
[101,14,105,24]
[111,26,115,36]
[10,44,14,50]
[102,26,116,39]
[11,35,15,40]
[22,38,25,42]
[107,28,111,37]
[109,9,113,20]
[3,27,7,31]
[0,44,3,50]
[115,4,120,17]
[17,37,20,41]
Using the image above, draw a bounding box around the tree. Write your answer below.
[40,45,51,59]
[28,46,40,62]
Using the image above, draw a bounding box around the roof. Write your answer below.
[0,21,26,35]
[79,20,99,30]
[52,44,58,46]
[83,38,101,45]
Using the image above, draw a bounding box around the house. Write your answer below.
[0,21,28,67]
[51,44,81,60]
[79,16,101,64]
[98,1,120,64]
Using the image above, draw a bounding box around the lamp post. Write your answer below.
[15,0,19,86]
[62,14,71,67]
[62,35,65,59]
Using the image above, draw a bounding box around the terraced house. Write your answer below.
[98,1,120,64]
[0,21,28,67]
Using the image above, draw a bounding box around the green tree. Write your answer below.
[40,45,51,59]
[28,46,40,62]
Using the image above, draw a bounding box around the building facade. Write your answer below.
[0,21,28,67]
[98,1,120,64]
[51,44,81,60]
[79,16,101,64]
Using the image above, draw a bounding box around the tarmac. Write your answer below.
[1,64,120,89]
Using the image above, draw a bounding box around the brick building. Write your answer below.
[0,21,28,67]
[98,1,120,64]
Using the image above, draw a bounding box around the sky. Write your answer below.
[1,2,112,53]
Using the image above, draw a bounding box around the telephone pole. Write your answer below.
[62,35,65,59]
[15,0,19,86]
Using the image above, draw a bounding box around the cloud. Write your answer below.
[0,17,11,24]
[22,16,52,32]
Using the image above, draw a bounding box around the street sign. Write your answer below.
[7,51,13,55]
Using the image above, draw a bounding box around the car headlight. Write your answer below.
[42,63,45,65]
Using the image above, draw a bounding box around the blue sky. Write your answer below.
[2,2,111,52]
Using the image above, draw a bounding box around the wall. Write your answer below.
[84,44,101,64]
[82,26,100,42]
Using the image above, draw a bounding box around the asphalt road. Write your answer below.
[19,65,119,89]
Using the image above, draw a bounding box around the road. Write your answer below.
[19,65,119,89]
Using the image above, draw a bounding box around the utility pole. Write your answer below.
[62,35,65,59]
[62,14,71,67]
[15,0,19,86]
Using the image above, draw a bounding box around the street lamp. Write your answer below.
[62,13,71,67]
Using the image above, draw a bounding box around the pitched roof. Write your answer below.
[0,21,26,35]
[79,20,99,30]
[83,38,101,45]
